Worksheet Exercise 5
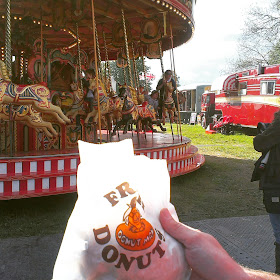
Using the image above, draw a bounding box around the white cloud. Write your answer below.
[147,0,268,89]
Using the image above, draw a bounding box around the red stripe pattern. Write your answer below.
[0,143,205,200]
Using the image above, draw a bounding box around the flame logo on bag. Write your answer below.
[115,197,155,251]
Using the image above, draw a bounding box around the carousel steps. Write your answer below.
[0,133,205,199]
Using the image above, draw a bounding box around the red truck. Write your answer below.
[201,65,280,131]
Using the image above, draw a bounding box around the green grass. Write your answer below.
[0,125,265,239]
[165,124,259,160]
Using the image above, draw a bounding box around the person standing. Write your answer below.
[156,70,178,119]
[252,110,280,275]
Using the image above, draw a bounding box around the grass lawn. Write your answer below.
[165,124,260,160]
[0,124,266,239]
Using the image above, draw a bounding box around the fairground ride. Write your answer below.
[0,0,204,200]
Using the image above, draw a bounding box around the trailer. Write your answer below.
[178,84,211,123]
[201,65,280,131]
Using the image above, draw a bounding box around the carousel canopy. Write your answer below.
[0,0,195,59]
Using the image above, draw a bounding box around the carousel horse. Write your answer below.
[118,83,146,105]
[0,104,58,138]
[84,78,124,134]
[112,95,138,135]
[137,101,157,132]
[0,60,70,125]
[112,86,158,135]
[66,83,87,120]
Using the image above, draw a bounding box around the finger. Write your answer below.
[159,208,200,246]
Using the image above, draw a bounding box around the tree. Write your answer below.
[223,0,280,73]
[107,57,154,92]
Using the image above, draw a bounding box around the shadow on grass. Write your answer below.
[0,155,266,239]
[171,155,266,222]
[0,193,77,239]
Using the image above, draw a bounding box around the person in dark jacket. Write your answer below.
[252,110,280,274]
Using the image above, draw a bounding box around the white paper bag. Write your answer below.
[52,139,190,280]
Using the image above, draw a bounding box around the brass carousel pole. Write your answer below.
[91,0,102,144]
[141,48,148,91]
[121,8,133,87]
[40,5,44,83]
[76,23,84,96]
[5,0,12,77]
[158,41,164,75]
[169,17,183,141]
[102,30,112,92]
[5,0,13,156]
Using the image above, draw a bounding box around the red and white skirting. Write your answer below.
[0,133,205,200]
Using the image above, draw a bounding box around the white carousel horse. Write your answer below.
[0,104,58,138]
[0,60,70,125]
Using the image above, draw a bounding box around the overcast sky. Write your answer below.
[146,0,269,89]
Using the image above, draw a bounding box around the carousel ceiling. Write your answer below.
[0,0,195,59]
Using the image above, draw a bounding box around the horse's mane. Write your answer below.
[0,60,11,82]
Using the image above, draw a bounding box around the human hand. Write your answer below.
[159,208,249,280]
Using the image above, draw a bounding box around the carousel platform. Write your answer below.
[0,131,205,200]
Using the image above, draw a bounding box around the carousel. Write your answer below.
[0,0,204,200]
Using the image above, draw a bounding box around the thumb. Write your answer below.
[159,208,200,247]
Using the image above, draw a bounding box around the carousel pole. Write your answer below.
[121,8,133,87]
[40,5,44,83]
[91,0,102,144]
[131,42,139,91]
[158,41,164,75]
[5,0,12,77]
[169,16,183,141]
[159,39,174,139]
[141,48,148,91]
[5,0,14,155]
[121,51,127,85]
[76,23,84,96]
[102,30,112,92]
[95,25,103,81]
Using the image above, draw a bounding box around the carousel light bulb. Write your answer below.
[188,20,191,24]
[176,11,179,14]
[33,20,36,23]
[169,6,172,10]
[14,16,17,20]
[1,15,4,19]
[46,24,48,26]
[162,2,165,6]
[49,24,52,27]
[19,17,22,20]
[173,8,176,12]
[156,0,160,3]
